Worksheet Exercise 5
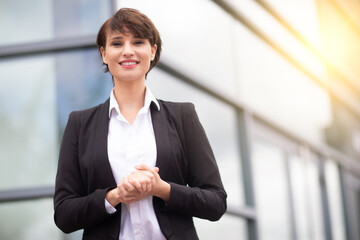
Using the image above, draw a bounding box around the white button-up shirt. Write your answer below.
[105,86,166,240]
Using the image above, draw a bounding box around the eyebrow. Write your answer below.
[110,36,123,40]
[109,35,146,41]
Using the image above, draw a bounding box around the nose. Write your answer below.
[122,42,134,57]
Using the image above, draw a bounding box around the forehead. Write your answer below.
[107,29,148,40]
[107,31,131,39]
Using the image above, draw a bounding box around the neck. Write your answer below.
[113,80,146,115]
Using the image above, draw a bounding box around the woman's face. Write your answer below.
[101,31,157,83]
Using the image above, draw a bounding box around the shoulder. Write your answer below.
[67,99,109,125]
[158,99,195,115]
[157,100,200,126]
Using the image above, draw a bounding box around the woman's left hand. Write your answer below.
[135,164,171,202]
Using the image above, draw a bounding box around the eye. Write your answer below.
[111,41,122,46]
[134,40,145,45]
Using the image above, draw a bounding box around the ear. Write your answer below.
[100,47,107,64]
[151,44,157,61]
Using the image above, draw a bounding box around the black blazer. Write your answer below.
[54,99,227,240]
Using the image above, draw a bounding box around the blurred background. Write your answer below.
[0,0,360,239]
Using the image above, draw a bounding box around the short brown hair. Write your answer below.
[96,8,162,76]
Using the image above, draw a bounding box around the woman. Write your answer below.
[54,8,227,240]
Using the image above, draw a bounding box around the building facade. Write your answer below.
[1,0,360,239]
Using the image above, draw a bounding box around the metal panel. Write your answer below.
[0,186,54,203]
[237,110,258,240]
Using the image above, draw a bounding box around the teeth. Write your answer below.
[121,62,137,65]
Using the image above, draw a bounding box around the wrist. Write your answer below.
[156,181,171,202]
[106,188,121,207]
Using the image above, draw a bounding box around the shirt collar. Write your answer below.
[108,86,160,118]
[144,86,160,112]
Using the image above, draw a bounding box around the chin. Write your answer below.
[114,74,145,83]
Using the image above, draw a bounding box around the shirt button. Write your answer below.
[134,227,140,234]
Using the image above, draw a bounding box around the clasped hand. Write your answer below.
[106,164,170,206]
[117,164,160,204]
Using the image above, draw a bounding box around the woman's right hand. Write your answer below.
[105,167,158,206]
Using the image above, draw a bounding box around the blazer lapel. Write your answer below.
[92,99,117,187]
[151,102,172,180]
[151,102,174,238]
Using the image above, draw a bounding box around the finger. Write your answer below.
[135,164,153,172]
[122,196,135,205]
[136,170,156,187]
[117,183,130,202]
[139,165,159,176]
[123,177,140,193]
[127,173,149,192]
[145,181,152,192]
[137,170,154,180]
[128,196,136,202]
[131,173,145,189]
[140,174,152,192]
[135,166,157,179]
[117,185,138,204]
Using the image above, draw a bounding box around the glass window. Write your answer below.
[0,55,58,189]
[233,21,331,146]
[194,214,247,240]
[324,160,347,240]
[63,230,83,240]
[55,48,113,131]
[325,99,360,159]
[0,0,53,45]
[0,199,62,240]
[252,139,291,240]
[261,0,322,48]
[0,48,111,190]
[289,153,325,240]
[317,0,360,84]
[289,154,310,239]
[148,68,244,207]
[342,172,360,240]
[0,0,110,46]
[53,0,111,39]
[224,0,326,79]
[117,0,239,97]
[306,153,326,240]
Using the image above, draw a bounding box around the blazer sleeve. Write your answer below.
[53,112,113,233]
[164,103,227,221]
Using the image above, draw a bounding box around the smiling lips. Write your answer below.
[119,60,139,68]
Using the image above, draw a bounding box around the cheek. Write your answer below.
[105,51,115,61]
[143,57,152,68]
[143,47,155,61]
[140,51,153,66]
[106,54,119,74]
